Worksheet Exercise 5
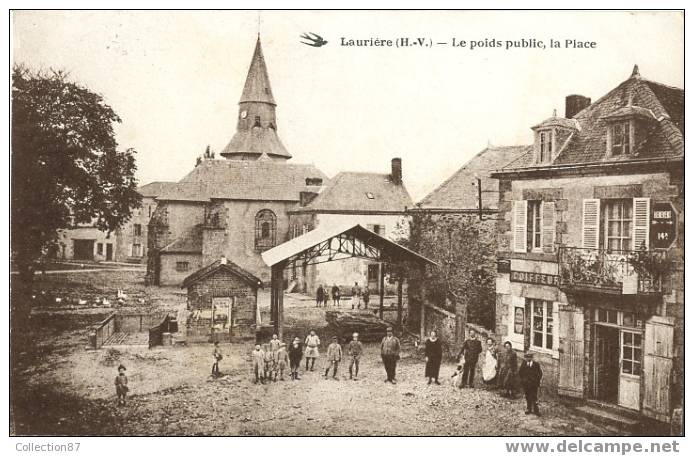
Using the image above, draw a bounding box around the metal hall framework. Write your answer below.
[261,223,436,338]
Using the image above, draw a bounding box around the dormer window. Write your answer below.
[254,116,261,128]
[609,121,632,156]
[539,131,553,163]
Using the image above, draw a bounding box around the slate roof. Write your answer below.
[220,127,290,159]
[501,69,683,171]
[156,159,327,202]
[418,145,531,210]
[296,171,413,213]
[137,181,178,198]
[239,38,276,106]
[182,259,262,289]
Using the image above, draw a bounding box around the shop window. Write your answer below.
[176,261,190,272]
[621,332,642,376]
[530,299,554,350]
[596,308,619,324]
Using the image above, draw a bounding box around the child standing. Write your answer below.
[263,344,276,381]
[304,330,321,371]
[252,344,265,384]
[269,334,281,352]
[212,341,223,377]
[324,336,342,379]
[115,364,129,405]
[275,342,289,381]
[347,332,363,380]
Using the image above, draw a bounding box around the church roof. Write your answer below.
[156,159,327,202]
[239,37,276,106]
[137,181,178,198]
[418,145,531,210]
[220,128,290,159]
[297,171,413,213]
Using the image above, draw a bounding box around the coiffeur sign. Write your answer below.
[510,270,559,286]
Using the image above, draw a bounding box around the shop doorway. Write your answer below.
[594,325,620,403]
[593,309,643,411]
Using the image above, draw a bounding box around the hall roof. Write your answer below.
[261,223,436,268]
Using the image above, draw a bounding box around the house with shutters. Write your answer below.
[492,65,683,426]
[287,158,413,295]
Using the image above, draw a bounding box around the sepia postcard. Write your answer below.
[6,7,687,450]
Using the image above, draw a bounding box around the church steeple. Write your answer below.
[221,37,291,161]
[239,37,276,106]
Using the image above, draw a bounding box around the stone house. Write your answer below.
[145,37,327,286]
[182,257,262,342]
[406,145,529,348]
[287,158,412,296]
[115,181,176,264]
[492,66,683,425]
[54,224,116,261]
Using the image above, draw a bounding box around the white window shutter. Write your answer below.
[633,197,650,250]
[513,200,528,253]
[582,199,600,249]
[542,201,556,253]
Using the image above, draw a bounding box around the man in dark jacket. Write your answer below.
[457,329,483,388]
[381,327,401,383]
[288,336,304,380]
[518,352,543,415]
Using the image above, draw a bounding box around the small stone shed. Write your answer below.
[182,257,262,342]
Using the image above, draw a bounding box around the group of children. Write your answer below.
[251,334,290,383]
[252,331,364,383]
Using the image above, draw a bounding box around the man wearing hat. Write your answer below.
[518,352,543,415]
[381,327,401,384]
[324,336,343,379]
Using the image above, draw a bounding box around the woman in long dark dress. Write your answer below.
[497,341,518,397]
[424,330,443,385]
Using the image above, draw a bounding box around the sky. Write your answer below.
[11,11,683,201]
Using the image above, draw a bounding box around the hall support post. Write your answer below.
[419,265,426,343]
[379,263,385,320]
[271,262,286,340]
[396,267,403,331]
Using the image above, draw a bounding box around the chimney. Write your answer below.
[220,256,227,265]
[565,95,591,119]
[391,158,402,185]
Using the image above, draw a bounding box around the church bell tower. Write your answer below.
[220,37,292,161]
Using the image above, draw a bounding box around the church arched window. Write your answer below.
[255,209,276,251]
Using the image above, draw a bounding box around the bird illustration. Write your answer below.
[300,32,328,47]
